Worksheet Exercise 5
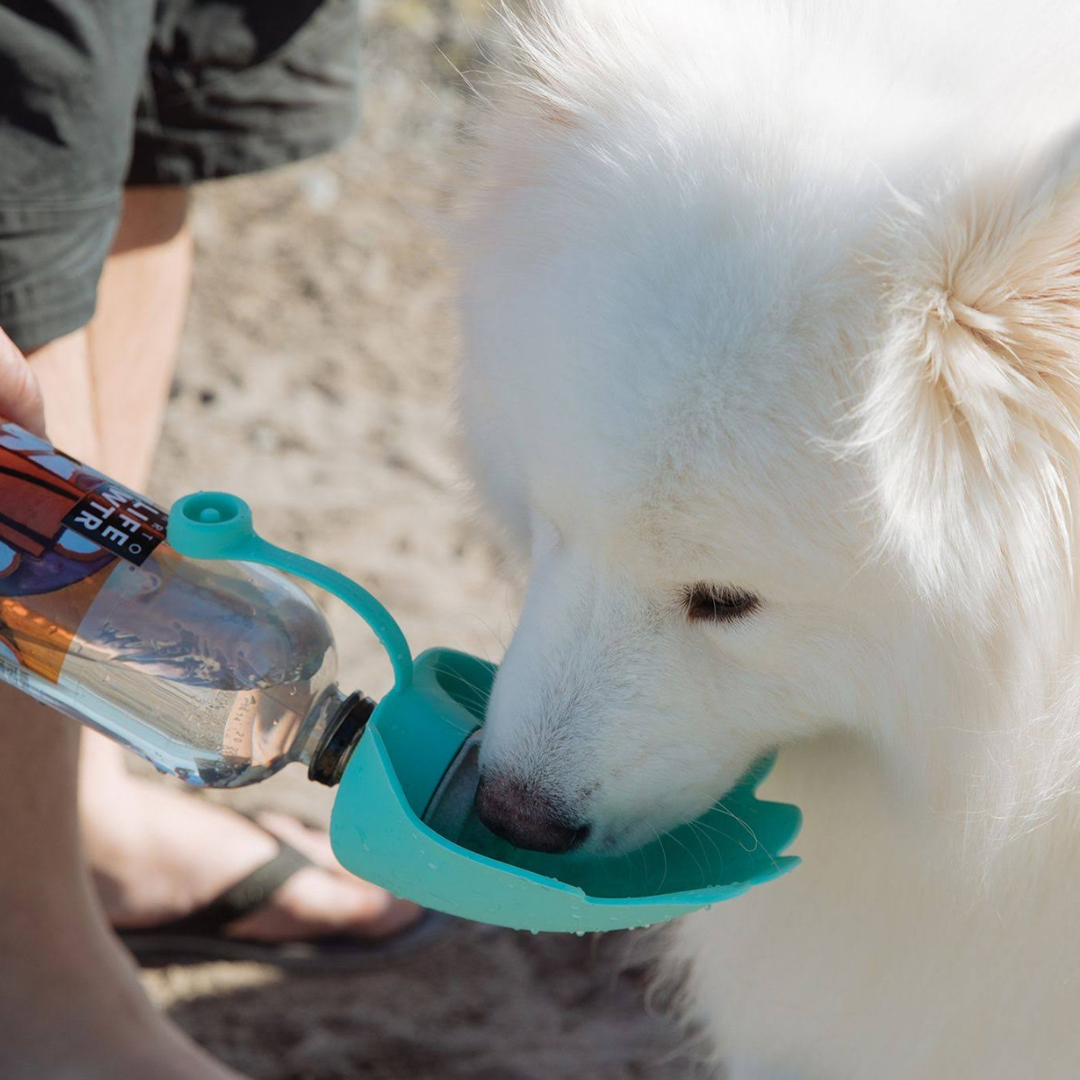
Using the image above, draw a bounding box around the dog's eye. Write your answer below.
[683,584,760,623]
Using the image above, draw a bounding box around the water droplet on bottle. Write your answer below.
[427,862,438,870]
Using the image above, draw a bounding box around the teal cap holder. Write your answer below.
[168,491,802,933]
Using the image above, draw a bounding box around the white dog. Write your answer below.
[454,2,1080,1076]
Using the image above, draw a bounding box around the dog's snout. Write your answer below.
[475,774,590,854]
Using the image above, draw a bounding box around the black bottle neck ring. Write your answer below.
[308,691,376,787]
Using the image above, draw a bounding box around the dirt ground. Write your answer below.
[138,2,694,1076]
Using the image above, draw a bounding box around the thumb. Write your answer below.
[0,327,46,438]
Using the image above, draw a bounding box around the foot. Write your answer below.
[83,776,422,943]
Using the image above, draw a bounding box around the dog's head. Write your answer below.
[454,2,1080,855]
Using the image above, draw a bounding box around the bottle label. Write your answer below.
[0,422,169,682]
[61,483,169,567]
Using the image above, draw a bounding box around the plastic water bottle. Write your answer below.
[0,422,372,788]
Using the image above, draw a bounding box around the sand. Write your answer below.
[137,2,692,1076]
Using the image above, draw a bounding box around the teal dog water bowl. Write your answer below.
[170,492,802,934]
[331,648,801,932]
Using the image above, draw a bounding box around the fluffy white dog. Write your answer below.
[455,2,1080,1076]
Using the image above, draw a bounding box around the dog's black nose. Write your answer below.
[475,774,590,854]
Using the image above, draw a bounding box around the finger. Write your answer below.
[0,326,46,437]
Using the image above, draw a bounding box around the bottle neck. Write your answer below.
[300,686,376,787]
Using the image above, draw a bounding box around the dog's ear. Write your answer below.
[860,133,1080,624]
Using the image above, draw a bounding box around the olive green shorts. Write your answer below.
[0,0,361,351]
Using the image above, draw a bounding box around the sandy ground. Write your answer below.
[138,2,693,1076]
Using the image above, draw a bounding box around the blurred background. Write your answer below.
[137,2,690,1076]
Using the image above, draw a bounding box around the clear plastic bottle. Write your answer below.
[0,422,370,788]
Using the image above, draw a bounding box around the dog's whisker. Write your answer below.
[686,819,725,866]
[658,825,708,885]
[647,822,670,893]
[709,804,761,855]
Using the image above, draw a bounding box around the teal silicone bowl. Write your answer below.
[169,492,802,934]
[329,649,801,933]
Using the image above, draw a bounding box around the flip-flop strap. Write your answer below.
[140,823,314,938]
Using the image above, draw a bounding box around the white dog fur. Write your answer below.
[454,2,1080,1075]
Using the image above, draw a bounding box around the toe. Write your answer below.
[227,864,423,943]
[229,811,424,943]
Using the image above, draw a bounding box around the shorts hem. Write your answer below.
[0,293,97,353]
[126,104,359,187]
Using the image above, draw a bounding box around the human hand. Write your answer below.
[0,327,45,437]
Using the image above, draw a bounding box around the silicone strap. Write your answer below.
[166,492,413,690]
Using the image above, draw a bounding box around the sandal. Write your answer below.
[117,811,452,971]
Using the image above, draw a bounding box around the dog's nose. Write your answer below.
[475,774,590,854]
